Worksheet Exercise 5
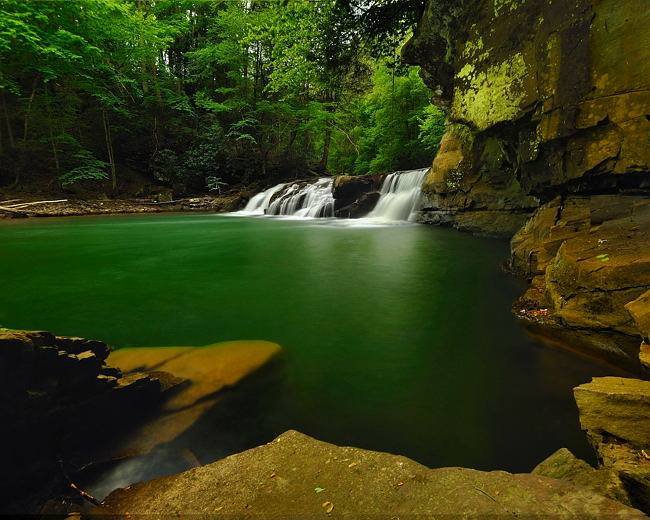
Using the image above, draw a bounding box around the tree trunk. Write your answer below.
[12,75,39,187]
[320,126,331,171]
[102,108,117,191]
[45,86,60,174]
[1,91,15,148]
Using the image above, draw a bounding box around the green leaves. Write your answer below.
[59,150,109,186]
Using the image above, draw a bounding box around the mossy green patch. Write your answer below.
[494,0,521,16]
[452,53,528,130]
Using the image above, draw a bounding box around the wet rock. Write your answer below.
[0,328,166,514]
[99,341,282,460]
[333,174,383,204]
[99,430,644,517]
[332,174,384,217]
[574,377,650,512]
[511,196,650,369]
[533,448,630,505]
[334,192,380,218]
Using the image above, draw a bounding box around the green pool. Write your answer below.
[0,213,616,479]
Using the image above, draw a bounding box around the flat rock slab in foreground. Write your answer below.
[101,431,644,518]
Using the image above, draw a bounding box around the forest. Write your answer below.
[0,0,444,196]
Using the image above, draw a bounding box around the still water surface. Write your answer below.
[0,214,617,480]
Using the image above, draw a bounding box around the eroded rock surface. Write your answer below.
[332,174,384,218]
[574,377,650,512]
[403,0,649,365]
[511,196,650,369]
[99,430,644,517]
[0,329,165,513]
[533,448,631,506]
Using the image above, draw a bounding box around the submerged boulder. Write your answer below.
[101,341,282,459]
[99,430,644,517]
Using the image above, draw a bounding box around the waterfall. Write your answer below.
[240,183,287,215]
[366,168,429,222]
[239,178,334,218]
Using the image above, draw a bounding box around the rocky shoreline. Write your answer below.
[398,0,650,374]
[0,193,245,219]
[2,327,648,516]
[0,328,281,515]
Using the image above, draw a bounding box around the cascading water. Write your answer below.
[236,168,428,222]
[366,168,429,222]
[239,178,334,218]
[238,182,287,215]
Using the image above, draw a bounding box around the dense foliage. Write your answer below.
[0,0,444,195]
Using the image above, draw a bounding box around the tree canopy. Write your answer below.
[0,0,443,195]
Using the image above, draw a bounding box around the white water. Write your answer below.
[238,182,287,215]
[235,168,428,222]
[366,168,429,222]
[237,178,334,218]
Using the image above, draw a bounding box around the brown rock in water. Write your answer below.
[333,174,383,203]
[574,377,650,512]
[332,174,384,218]
[98,430,644,517]
[511,196,650,369]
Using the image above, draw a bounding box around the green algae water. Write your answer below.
[0,214,618,478]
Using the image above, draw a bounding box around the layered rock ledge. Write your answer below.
[0,329,166,513]
[402,0,649,368]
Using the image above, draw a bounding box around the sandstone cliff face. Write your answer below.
[404,0,649,368]
[404,0,649,215]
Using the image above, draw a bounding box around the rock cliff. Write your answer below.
[403,0,649,368]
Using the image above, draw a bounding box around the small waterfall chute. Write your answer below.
[239,182,287,215]
[366,168,428,222]
[237,178,334,218]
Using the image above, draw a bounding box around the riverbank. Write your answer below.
[0,193,245,219]
[3,327,647,515]
[0,328,281,514]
